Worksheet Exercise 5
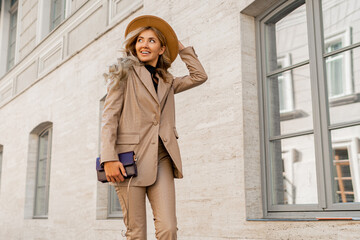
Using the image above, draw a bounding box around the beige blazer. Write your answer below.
[100,46,207,186]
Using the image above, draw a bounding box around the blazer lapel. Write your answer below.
[157,73,169,105]
[133,65,159,105]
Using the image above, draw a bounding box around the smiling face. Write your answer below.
[135,29,166,67]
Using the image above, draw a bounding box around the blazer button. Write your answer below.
[163,138,167,142]
[153,120,158,126]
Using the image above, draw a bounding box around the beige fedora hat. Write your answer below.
[125,15,179,63]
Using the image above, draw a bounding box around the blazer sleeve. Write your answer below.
[100,80,126,165]
[172,46,208,94]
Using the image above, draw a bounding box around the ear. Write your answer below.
[159,46,165,55]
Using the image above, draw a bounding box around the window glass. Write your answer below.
[326,47,360,125]
[267,64,313,136]
[326,49,344,98]
[322,0,360,53]
[7,10,17,70]
[50,0,65,31]
[109,185,123,217]
[34,129,51,217]
[330,126,360,203]
[34,186,46,216]
[265,3,309,73]
[269,134,318,205]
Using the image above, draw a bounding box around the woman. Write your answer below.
[100,15,207,240]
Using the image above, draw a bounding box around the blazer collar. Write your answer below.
[133,65,170,106]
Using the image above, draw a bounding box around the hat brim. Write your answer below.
[125,15,179,63]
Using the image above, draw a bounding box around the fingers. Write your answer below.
[104,161,126,183]
[119,163,127,178]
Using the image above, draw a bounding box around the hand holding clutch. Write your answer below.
[104,161,126,183]
[96,151,138,183]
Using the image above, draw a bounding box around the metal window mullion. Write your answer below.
[269,129,314,141]
[33,135,42,217]
[329,120,360,131]
[306,0,327,210]
[323,42,360,58]
[45,128,52,216]
[255,16,269,217]
[259,19,273,214]
[266,60,310,78]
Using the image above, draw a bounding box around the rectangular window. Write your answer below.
[108,185,123,218]
[34,128,52,218]
[7,1,18,71]
[258,0,360,218]
[50,0,66,31]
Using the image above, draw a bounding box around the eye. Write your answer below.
[137,38,143,42]
[150,39,155,43]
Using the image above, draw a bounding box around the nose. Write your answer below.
[143,40,149,48]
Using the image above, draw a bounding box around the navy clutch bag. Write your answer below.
[96,151,138,183]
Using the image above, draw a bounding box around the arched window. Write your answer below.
[34,127,52,217]
[24,122,53,219]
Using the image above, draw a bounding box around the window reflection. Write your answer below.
[326,47,360,125]
[270,135,318,205]
[268,64,313,137]
[331,127,360,203]
[322,0,360,52]
[265,3,309,73]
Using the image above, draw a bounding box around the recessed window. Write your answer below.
[37,0,68,42]
[108,185,123,218]
[7,0,18,71]
[34,127,52,218]
[50,0,66,31]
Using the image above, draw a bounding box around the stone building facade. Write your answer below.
[0,0,360,239]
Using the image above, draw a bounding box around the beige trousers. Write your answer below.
[114,139,177,240]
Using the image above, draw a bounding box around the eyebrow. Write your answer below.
[138,36,157,40]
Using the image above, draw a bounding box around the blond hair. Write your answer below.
[103,26,172,89]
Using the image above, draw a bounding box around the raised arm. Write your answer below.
[172,43,208,94]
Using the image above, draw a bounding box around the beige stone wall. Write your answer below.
[19,0,38,59]
[0,0,360,239]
